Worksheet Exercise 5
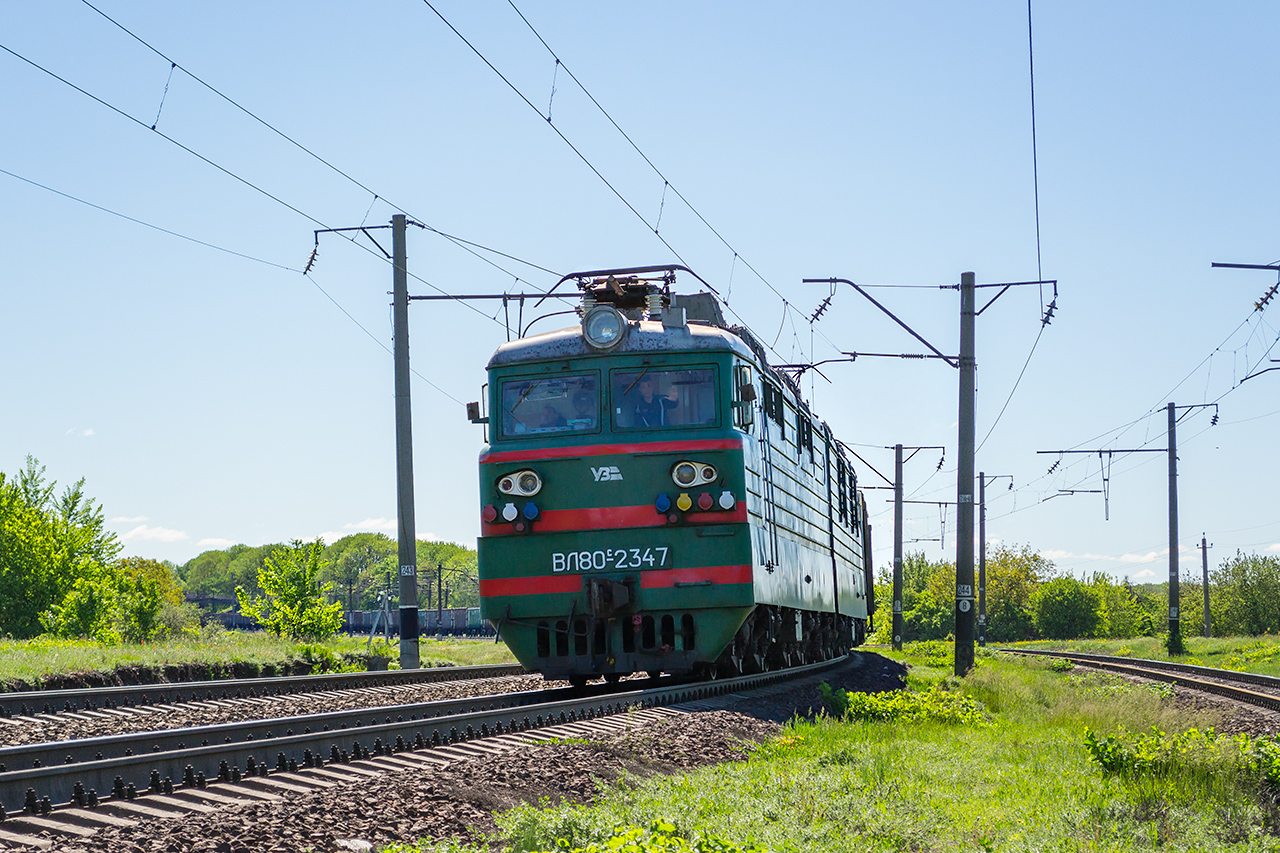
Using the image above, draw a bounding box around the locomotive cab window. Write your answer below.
[611,367,718,430]
[500,373,599,437]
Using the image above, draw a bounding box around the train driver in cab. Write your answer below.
[631,375,679,427]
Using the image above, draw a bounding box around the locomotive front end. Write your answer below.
[476,272,760,683]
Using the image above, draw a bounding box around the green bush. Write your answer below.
[530,821,770,853]
[236,540,343,642]
[1084,724,1280,799]
[0,457,122,638]
[818,681,988,726]
[1032,576,1100,639]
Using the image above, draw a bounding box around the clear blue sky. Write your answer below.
[2,1,1277,583]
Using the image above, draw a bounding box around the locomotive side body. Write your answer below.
[477,289,873,682]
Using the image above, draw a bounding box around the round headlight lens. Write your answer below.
[517,471,541,495]
[673,462,698,487]
[701,466,717,482]
[583,307,625,349]
[499,476,515,494]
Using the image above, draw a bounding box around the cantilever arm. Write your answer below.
[802,277,958,368]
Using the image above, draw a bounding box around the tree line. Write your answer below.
[874,545,1280,643]
[0,456,479,644]
[179,533,479,612]
[0,457,195,641]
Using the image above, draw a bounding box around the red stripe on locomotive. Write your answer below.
[479,564,752,597]
[478,575,584,597]
[639,564,752,588]
[479,437,742,465]
[481,503,747,536]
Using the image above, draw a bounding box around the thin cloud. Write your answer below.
[1120,550,1166,564]
[65,427,95,437]
[351,518,397,531]
[111,516,148,523]
[317,517,401,544]
[120,524,187,543]
[1132,568,1158,580]
[196,537,236,549]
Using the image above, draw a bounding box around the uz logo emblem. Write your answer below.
[592,466,623,482]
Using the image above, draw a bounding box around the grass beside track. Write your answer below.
[394,643,1280,853]
[0,630,517,687]
[1007,634,1280,677]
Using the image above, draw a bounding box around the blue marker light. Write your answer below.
[523,502,540,520]
[655,494,672,513]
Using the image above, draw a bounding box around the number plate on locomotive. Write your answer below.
[552,547,671,573]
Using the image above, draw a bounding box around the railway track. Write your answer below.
[0,654,852,849]
[0,673,548,752]
[0,663,526,720]
[997,648,1280,712]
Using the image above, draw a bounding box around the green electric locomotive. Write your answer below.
[475,266,873,684]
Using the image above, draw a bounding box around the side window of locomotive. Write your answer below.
[836,456,849,524]
[500,373,599,437]
[761,381,785,440]
[611,367,718,430]
[732,364,755,431]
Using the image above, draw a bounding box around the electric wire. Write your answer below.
[971,0,1050,454]
[78,0,562,292]
[442,0,819,368]
[504,0,808,314]
[0,166,300,272]
[0,36,514,332]
[0,34,502,403]
[306,271,467,406]
[418,0,692,270]
[0,40,324,228]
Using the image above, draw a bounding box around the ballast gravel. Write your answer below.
[0,675,564,748]
[40,710,779,853]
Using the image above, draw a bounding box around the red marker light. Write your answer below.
[482,505,498,523]
[667,513,680,525]
[697,492,714,511]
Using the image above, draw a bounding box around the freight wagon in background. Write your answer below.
[342,607,492,637]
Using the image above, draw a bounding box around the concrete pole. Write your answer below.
[1167,401,1180,652]
[392,214,420,669]
[955,271,977,676]
[978,472,987,647]
[893,443,904,651]
[1201,534,1211,638]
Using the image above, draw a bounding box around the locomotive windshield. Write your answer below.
[501,373,599,436]
[611,367,718,430]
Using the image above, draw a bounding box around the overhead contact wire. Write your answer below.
[0,166,300,272]
[79,0,562,291]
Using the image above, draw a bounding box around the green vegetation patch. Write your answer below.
[531,821,767,853]
[818,680,989,726]
[396,652,1278,852]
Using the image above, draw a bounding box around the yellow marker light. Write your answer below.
[675,493,693,512]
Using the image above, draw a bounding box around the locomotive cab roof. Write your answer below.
[485,263,814,422]
[488,264,752,368]
[487,315,754,368]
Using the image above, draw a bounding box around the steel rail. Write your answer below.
[1,683,584,773]
[0,654,848,816]
[997,648,1280,711]
[0,663,527,718]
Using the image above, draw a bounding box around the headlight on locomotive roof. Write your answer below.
[582,306,626,350]
[498,469,542,497]
[672,461,716,487]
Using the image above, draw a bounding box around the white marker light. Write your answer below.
[718,490,736,510]
[501,502,518,522]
